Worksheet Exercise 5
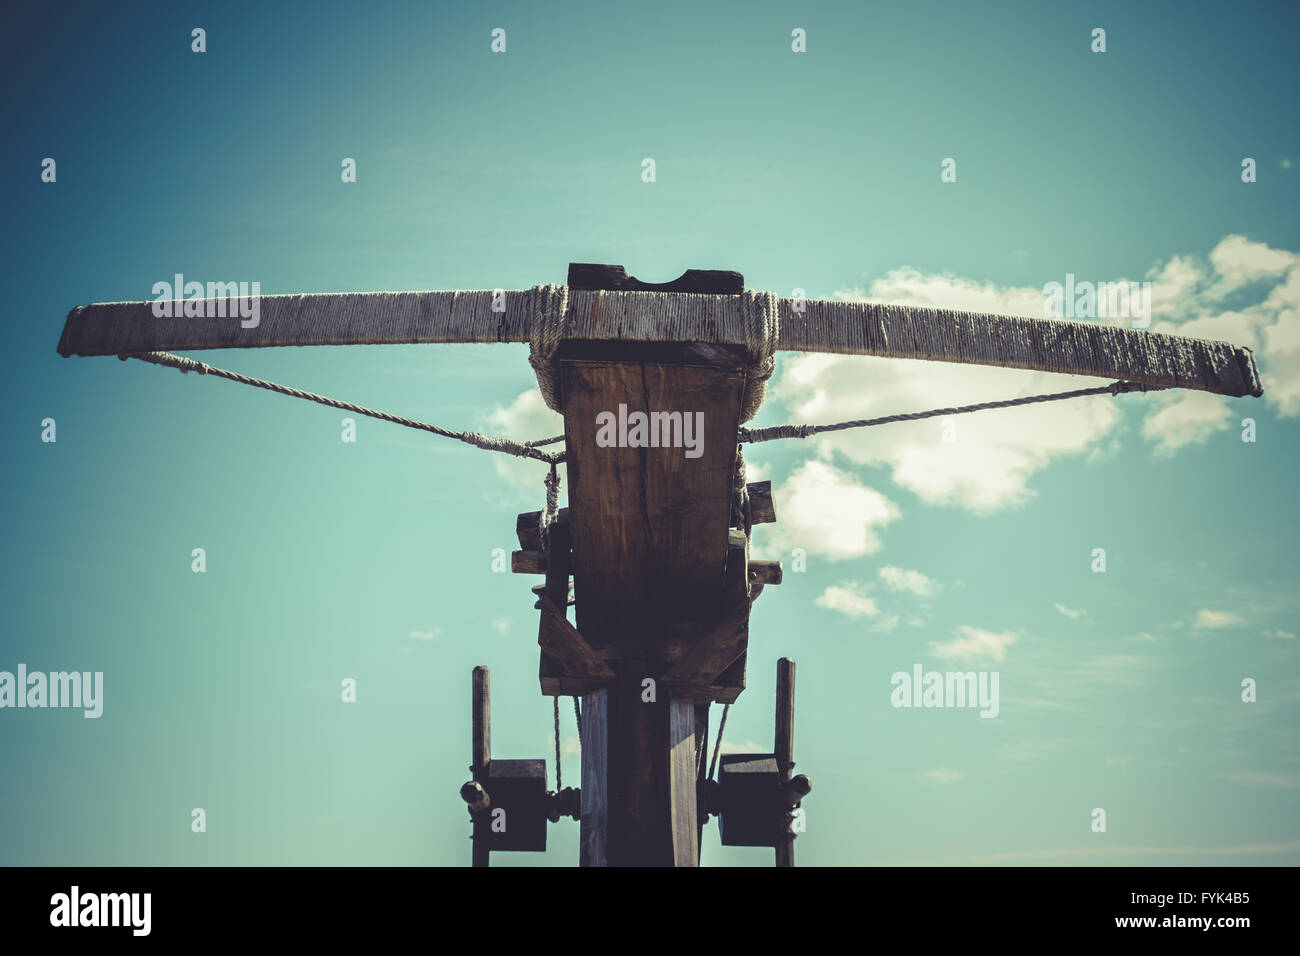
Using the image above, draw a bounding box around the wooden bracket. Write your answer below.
[744,480,777,526]
[511,550,548,574]
[516,507,571,552]
[662,596,750,690]
[663,530,751,701]
[539,595,616,694]
[706,658,811,864]
[460,665,582,865]
[537,521,615,695]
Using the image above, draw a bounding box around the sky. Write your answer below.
[2,0,1298,866]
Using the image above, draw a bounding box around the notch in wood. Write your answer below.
[568,263,743,295]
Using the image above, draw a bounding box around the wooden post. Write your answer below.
[693,702,710,862]
[559,343,746,865]
[553,264,750,866]
[668,696,699,866]
[580,688,608,867]
[774,657,796,868]
[471,666,491,868]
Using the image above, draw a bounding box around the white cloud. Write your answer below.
[1145,236,1300,423]
[879,565,935,596]
[491,617,511,635]
[1194,609,1243,629]
[763,238,1300,511]
[1259,266,1300,415]
[772,272,1124,513]
[815,583,879,618]
[740,456,768,482]
[1207,235,1295,297]
[923,768,964,784]
[1141,390,1233,456]
[409,627,440,640]
[758,460,900,560]
[930,625,1016,662]
[485,389,565,499]
[1054,603,1085,620]
[1265,629,1297,640]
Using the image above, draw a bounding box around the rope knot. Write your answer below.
[539,462,562,548]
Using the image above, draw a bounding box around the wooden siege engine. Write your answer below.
[486,264,805,867]
[55,255,1262,869]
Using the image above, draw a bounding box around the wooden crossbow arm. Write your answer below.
[57,288,1262,398]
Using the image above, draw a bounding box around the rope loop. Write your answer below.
[528,283,570,413]
[730,444,751,535]
[738,290,780,424]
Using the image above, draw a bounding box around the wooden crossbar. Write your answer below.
[57,289,1262,397]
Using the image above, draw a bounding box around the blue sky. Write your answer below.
[2,0,1298,865]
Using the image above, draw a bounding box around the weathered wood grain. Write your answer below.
[746,480,776,525]
[511,550,547,574]
[668,696,700,867]
[774,657,796,868]
[471,666,491,868]
[559,344,747,656]
[580,688,609,868]
[537,595,616,691]
[516,507,570,551]
[58,289,1263,397]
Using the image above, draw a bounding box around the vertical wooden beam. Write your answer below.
[471,666,491,868]
[557,335,747,866]
[774,657,795,868]
[668,696,699,866]
[544,521,571,607]
[611,665,670,865]
[580,688,609,867]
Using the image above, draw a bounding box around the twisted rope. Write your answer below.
[121,350,565,465]
[526,284,777,422]
[730,444,751,536]
[539,463,562,549]
[740,380,1169,444]
[573,697,582,749]
[528,283,570,412]
[122,355,1169,477]
[553,696,563,791]
[739,290,779,424]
